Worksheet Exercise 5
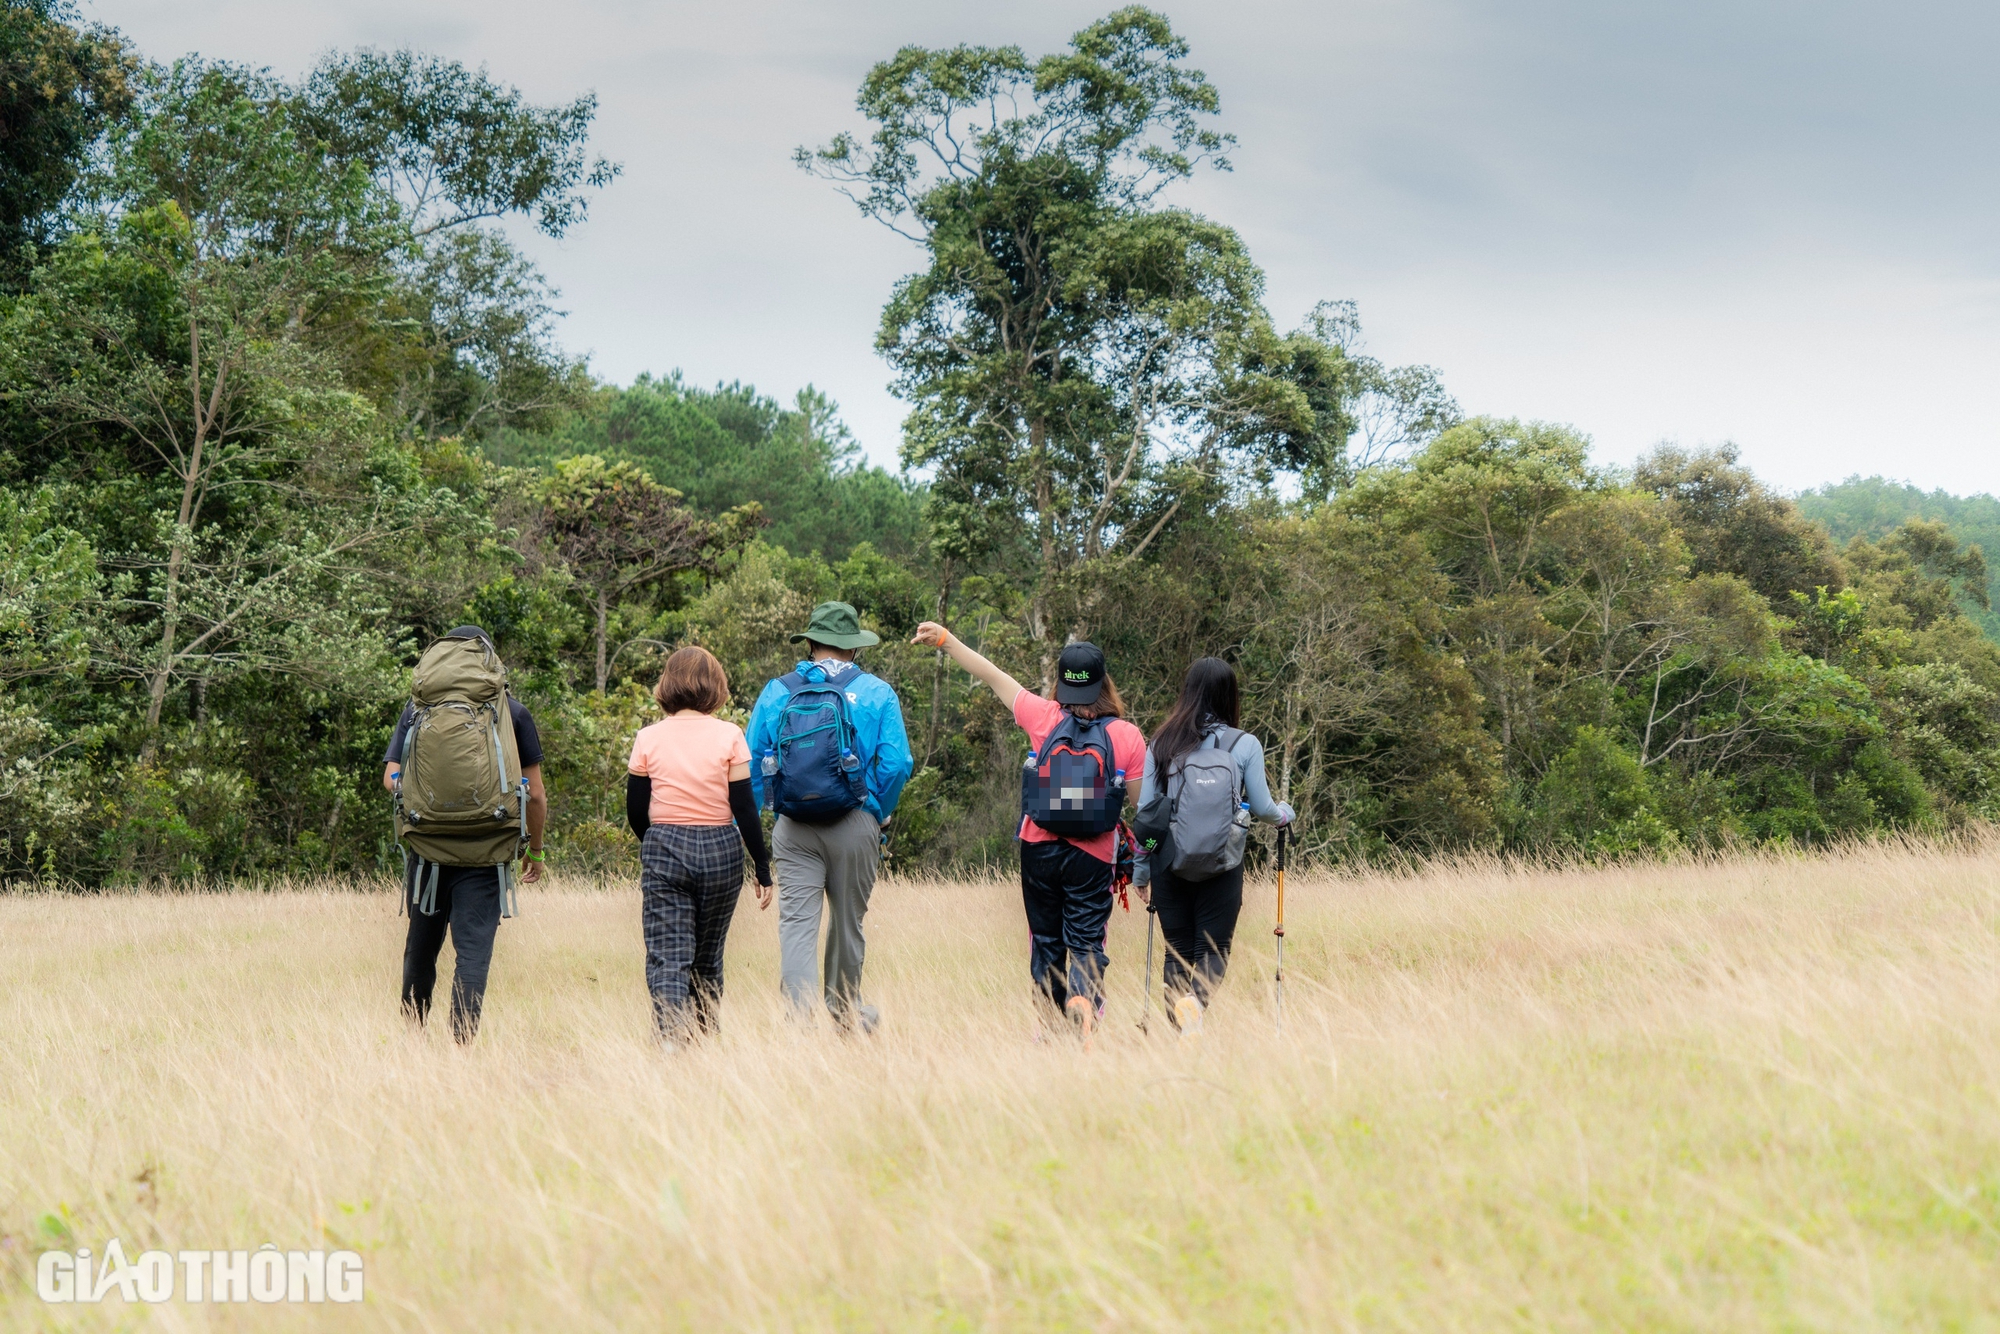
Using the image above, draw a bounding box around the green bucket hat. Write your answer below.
[789,601,880,651]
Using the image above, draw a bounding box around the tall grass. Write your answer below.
[4,840,1999,1330]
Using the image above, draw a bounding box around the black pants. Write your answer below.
[1020,838,1115,1011]
[1152,858,1245,1009]
[401,864,503,1043]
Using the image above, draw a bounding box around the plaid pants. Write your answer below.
[639,823,745,1040]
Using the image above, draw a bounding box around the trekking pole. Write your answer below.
[1139,901,1156,1034]
[1273,824,1288,1033]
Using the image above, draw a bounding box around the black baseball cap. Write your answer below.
[1054,641,1107,705]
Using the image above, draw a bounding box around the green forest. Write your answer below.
[1801,478,2000,641]
[3,2,1997,884]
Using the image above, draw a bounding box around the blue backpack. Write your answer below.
[761,663,870,822]
[1021,712,1127,838]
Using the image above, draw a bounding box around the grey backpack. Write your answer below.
[1166,727,1251,881]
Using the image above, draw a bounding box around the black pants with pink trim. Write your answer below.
[1019,838,1114,1011]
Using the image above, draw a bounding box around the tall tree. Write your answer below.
[1255,301,1459,501]
[293,49,618,441]
[298,48,618,242]
[0,0,134,286]
[519,455,743,693]
[1635,443,1846,608]
[802,8,1313,676]
[11,62,399,749]
[1343,418,1609,766]
[0,60,503,753]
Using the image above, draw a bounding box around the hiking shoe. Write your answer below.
[1173,993,1204,1038]
[835,1003,881,1037]
[1065,995,1097,1051]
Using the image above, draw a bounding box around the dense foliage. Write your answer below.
[3,6,1996,883]
[1802,476,2000,640]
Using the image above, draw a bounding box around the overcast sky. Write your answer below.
[89,0,2000,494]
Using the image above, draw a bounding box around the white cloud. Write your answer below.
[86,0,2000,492]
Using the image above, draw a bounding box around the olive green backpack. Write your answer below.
[393,635,528,917]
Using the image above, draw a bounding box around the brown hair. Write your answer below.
[1060,674,1125,721]
[655,646,730,715]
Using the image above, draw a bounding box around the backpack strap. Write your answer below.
[1045,709,1110,754]
[396,698,418,763]
[1166,726,1247,814]
[784,661,860,692]
[1212,726,1248,799]
[779,665,861,734]
[404,849,441,917]
[484,697,508,792]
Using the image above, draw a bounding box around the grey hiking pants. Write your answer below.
[772,808,880,1026]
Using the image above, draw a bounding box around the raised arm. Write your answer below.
[912,622,1026,706]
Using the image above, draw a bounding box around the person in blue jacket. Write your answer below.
[746,601,913,1032]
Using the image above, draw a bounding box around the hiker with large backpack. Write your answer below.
[626,645,774,1043]
[746,602,913,1032]
[1131,657,1294,1036]
[911,623,1145,1043]
[381,626,547,1043]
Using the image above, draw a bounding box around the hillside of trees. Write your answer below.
[1801,478,2000,640]
[4,3,1999,883]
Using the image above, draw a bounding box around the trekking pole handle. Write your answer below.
[1274,824,1288,939]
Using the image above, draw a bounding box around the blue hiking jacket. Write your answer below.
[747,660,914,822]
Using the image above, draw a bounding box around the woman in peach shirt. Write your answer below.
[626,646,773,1042]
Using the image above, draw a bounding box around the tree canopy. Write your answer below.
[800,8,1449,678]
[3,6,1999,884]
[1801,475,2000,639]
[0,0,134,285]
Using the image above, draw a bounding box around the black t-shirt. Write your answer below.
[384,698,543,768]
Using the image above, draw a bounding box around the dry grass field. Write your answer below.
[4,840,2000,1331]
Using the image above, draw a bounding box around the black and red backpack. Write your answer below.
[1021,712,1128,838]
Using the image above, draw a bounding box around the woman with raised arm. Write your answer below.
[626,645,774,1043]
[912,622,1145,1044]
[1132,656,1294,1037]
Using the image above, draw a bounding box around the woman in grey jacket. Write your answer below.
[1134,657,1293,1034]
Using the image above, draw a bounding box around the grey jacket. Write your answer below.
[1133,725,1291,884]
